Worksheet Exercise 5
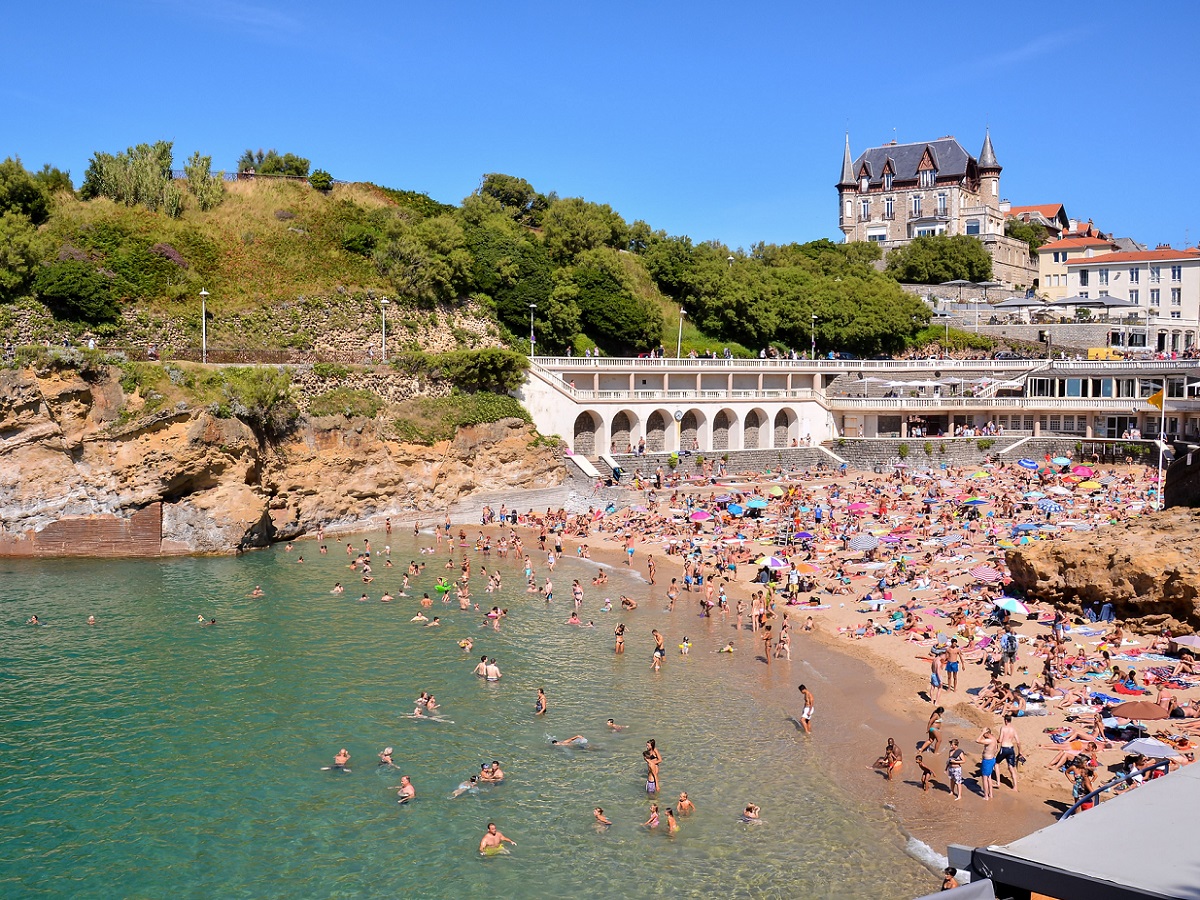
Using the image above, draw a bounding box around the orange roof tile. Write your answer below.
[1063,249,1200,266]
[1006,204,1064,220]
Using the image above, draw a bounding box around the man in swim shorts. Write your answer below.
[797,684,814,734]
[976,728,998,800]
[997,715,1022,792]
[479,822,515,853]
[945,739,964,801]
[945,639,962,691]
[397,775,415,803]
[331,748,350,772]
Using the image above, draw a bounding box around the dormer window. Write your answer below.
[883,173,894,190]
[860,176,869,193]
[919,170,935,188]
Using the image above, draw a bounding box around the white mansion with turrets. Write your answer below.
[837,131,1037,288]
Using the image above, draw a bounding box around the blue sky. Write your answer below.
[4,1,1198,250]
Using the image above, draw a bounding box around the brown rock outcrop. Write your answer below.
[1006,509,1200,633]
[0,366,564,557]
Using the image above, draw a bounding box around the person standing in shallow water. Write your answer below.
[797,684,814,734]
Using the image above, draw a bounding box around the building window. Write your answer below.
[1099,290,1109,297]
[911,195,922,216]
[1130,289,1139,304]
[966,219,980,235]
[884,196,894,219]
[1079,270,1089,287]
[1150,266,1161,283]
[919,170,935,188]
[867,233,886,243]
[1079,291,1089,299]
[1151,288,1161,304]
[1172,311,1183,319]
[1099,269,1109,286]
[884,173,893,190]
[937,193,947,215]
[1172,288,1182,305]
[860,199,870,219]
[1172,265,1183,281]
[844,200,852,220]
[915,227,940,237]
[1129,268,1140,284]
[860,176,869,193]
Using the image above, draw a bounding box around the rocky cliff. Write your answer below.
[1006,509,1200,633]
[0,365,563,556]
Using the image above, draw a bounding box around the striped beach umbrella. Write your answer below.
[1037,498,1063,513]
[970,565,1004,583]
[1017,458,1039,470]
[756,555,790,568]
[848,533,879,551]
[993,596,1030,614]
[939,533,964,546]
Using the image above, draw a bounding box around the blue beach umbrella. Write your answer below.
[727,503,744,516]
[1023,491,1045,500]
[1052,457,1071,466]
[1014,523,1041,532]
[962,498,989,507]
[1017,458,1039,470]
[1037,499,1063,513]
[746,499,769,509]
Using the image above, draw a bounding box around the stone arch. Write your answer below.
[743,408,767,449]
[680,409,706,451]
[773,408,797,448]
[572,411,602,456]
[712,408,737,451]
[645,410,670,452]
[609,410,638,453]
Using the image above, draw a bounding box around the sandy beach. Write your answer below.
[462,456,1200,856]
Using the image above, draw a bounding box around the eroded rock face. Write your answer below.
[1006,509,1200,633]
[0,367,563,556]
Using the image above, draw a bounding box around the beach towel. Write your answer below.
[1112,683,1149,695]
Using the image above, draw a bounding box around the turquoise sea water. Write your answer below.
[0,532,935,898]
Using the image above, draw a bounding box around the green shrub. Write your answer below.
[210,367,298,439]
[695,454,705,467]
[33,260,118,323]
[393,348,528,393]
[923,441,933,456]
[667,452,679,469]
[977,438,995,451]
[312,362,349,380]
[392,391,530,444]
[897,442,910,459]
[309,387,382,419]
[309,169,334,192]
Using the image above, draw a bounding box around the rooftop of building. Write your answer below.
[1063,247,1200,266]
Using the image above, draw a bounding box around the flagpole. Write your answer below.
[1158,376,1167,510]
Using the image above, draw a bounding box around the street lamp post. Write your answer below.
[677,308,686,358]
[379,296,389,363]
[810,314,818,361]
[199,289,209,364]
[529,303,537,357]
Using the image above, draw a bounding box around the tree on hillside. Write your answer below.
[884,234,992,284]
[541,198,628,262]
[33,164,73,195]
[1005,219,1047,258]
[556,248,662,355]
[0,157,51,225]
[183,151,225,211]
[33,259,118,323]
[238,148,310,177]
[79,141,184,217]
[374,215,471,308]
[463,213,556,339]
[0,211,46,302]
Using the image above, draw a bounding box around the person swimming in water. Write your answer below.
[396,775,415,803]
[593,807,611,826]
[741,803,761,822]
[551,735,588,746]
[378,747,395,767]
[451,776,479,798]
[324,748,351,772]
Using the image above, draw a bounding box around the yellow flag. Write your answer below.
[1147,389,1164,410]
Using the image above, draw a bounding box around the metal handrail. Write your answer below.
[1059,759,1172,820]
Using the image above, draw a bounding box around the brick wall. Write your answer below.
[0,503,163,557]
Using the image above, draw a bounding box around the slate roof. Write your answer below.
[1063,248,1200,266]
[851,138,974,186]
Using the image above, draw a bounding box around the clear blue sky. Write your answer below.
[5,1,1198,251]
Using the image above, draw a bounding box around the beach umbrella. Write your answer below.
[1039,524,1059,532]
[690,510,713,522]
[756,555,790,568]
[879,535,902,544]
[1023,491,1045,499]
[727,503,744,516]
[900,485,919,494]
[793,562,821,575]
[962,498,990,506]
[1110,701,1170,721]
[794,531,814,540]
[1037,499,1063,513]
[1172,635,1200,651]
[714,494,732,502]
[1052,456,1071,466]
[746,498,769,509]
[1013,523,1040,532]
[970,565,1004,583]
[1077,481,1102,492]
[1049,486,1072,496]
[1099,475,1117,486]
[997,539,1017,549]
[848,534,879,551]
[767,486,785,497]
[1017,458,1039,470]
[939,534,964,546]
[970,471,990,479]
[1072,465,1094,477]
[848,502,871,513]
[1122,737,1176,758]
[992,596,1029,614]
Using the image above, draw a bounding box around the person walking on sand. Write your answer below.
[997,715,1022,792]
[646,554,656,585]
[919,707,944,754]
[945,739,965,801]
[797,684,814,734]
[929,653,944,706]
